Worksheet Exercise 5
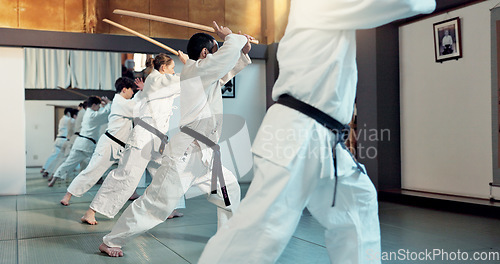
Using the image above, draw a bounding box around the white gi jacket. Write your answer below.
[53,115,71,150]
[66,117,75,138]
[57,115,70,138]
[72,104,111,153]
[129,69,181,149]
[74,109,85,134]
[180,34,251,163]
[253,0,436,170]
[68,108,86,145]
[106,93,136,158]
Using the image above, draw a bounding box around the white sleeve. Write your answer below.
[287,0,436,30]
[220,52,251,85]
[162,74,181,96]
[196,34,248,84]
[58,116,67,130]
[91,103,111,125]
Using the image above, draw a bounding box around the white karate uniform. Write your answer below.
[46,117,75,174]
[90,70,182,218]
[43,115,70,170]
[67,94,135,197]
[53,104,111,180]
[102,34,250,248]
[199,1,436,263]
[72,108,90,170]
[73,108,85,135]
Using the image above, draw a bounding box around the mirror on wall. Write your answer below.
[24,48,162,195]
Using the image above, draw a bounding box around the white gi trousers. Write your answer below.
[46,138,72,174]
[199,106,381,264]
[102,131,241,248]
[67,135,120,197]
[43,138,66,170]
[53,148,93,180]
[90,123,185,219]
[90,136,161,218]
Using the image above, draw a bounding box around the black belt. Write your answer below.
[78,134,96,144]
[180,126,231,207]
[56,136,66,139]
[105,131,126,148]
[276,94,365,206]
[74,132,80,136]
[133,118,169,154]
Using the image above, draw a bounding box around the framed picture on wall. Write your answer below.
[433,17,462,62]
[222,77,235,98]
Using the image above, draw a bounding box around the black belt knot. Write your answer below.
[180,126,230,206]
[276,94,365,207]
[331,124,351,143]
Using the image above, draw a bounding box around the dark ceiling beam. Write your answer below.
[0,27,267,59]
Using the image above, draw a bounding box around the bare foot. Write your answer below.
[167,210,184,219]
[128,191,140,201]
[99,243,123,257]
[47,174,53,181]
[81,209,98,225]
[40,168,45,173]
[48,176,59,187]
[60,192,72,206]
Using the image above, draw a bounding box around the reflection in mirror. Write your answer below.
[25,48,158,195]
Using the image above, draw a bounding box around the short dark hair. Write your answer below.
[114,77,137,93]
[153,54,173,71]
[145,57,154,68]
[70,108,79,118]
[82,100,88,109]
[64,107,73,115]
[87,96,101,107]
[187,33,216,60]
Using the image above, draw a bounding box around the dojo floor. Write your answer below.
[1,168,500,264]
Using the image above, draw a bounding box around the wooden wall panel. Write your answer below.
[150,0,189,39]
[64,0,84,32]
[107,0,150,36]
[95,0,110,34]
[19,0,66,31]
[225,0,262,42]
[188,0,225,39]
[0,0,19,28]
[0,0,269,43]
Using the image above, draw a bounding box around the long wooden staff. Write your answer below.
[113,9,259,44]
[103,19,179,56]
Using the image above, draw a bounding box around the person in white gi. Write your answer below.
[441,29,454,55]
[48,102,88,180]
[49,96,111,187]
[45,108,78,179]
[80,54,185,225]
[98,25,252,257]
[198,1,436,263]
[41,108,73,177]
[59,77,138,207]
[49,102,90,181]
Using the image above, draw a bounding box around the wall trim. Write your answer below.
[0,27,267,59]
